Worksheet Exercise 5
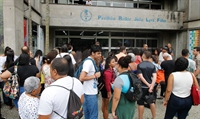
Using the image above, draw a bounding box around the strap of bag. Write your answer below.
[190,72,199,90]
[51,78,74,119]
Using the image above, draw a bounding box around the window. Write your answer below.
[55,38,68,47]
[111,32,123,37]
[111,39,123,47]
[136,39,146,47]
[124,39,135,47]
[55,31,68,36]
[96,39,108,47]
[147,39,157,47]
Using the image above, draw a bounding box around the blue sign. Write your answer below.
[80,9,92,22]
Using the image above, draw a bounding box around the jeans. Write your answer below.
[13,87,24,108]
[164,93,192,119]
[83,94,98,119]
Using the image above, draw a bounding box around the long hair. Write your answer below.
[63,55,75,77]
[4,49,14,69]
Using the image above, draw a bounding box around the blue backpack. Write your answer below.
[74,58,98,79]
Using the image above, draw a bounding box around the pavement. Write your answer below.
[1,90,200,119]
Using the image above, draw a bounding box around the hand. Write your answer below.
[107,92,112,99]
[95,72,101,78]
[112,112,118,119]
[163,100,168,107]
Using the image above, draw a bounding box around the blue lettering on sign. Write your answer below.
[118,16,131,21]
[146,18,154,22]
[98,15,116,20]
[134,17,144,22]
[157,18,166,22]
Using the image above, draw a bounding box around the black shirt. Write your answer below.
[161,60,175,83]
[8,65,39,87]
[137,61,156,87]
[14,57,36,66]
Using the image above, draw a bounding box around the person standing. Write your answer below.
[182,49,196,73]
[38,58,84,119]
[137,51,157,119]
[163,57,199,119]
[101,55,116,119]
[161,53,175,92]
[115,46,127,61]
[193,47,200,85]
[86,0,92,5]
[79,45,102,119]
[111,55,136,119]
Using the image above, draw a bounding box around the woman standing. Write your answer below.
[163,57,199,119]
[1,53,39,108]
[101,56,116,119]
[2,49,15,109]
[111,55,136,119]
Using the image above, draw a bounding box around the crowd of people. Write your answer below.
[0,42,199,119]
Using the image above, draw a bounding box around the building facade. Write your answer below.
[2,0,200,58]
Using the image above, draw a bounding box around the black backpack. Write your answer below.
[120,71,142,102]
[51,78,83,119]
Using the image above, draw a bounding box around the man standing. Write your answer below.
[140,44,148,56]
[38,58,83,119]
[115,46,126,61]
[137,51,157,119]
[79,45,102,119]
[161,53,175,87]
[182,49,196,73]
[193,47,200,84]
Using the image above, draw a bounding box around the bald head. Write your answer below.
[21,46,30,54]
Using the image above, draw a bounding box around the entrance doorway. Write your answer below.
[70,38,95,51]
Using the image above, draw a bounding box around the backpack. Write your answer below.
[120,71,142,102]
[51,78,83,119]
[3,66,20,99]
[74,58,98,79]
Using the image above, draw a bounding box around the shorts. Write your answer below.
[101,87,113,99]
[137,87,156,105]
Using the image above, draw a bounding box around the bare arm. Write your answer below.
[112,87,121,118]
[79,71,100,81]
[149,73,157,92]
[138,73,150,88]
[163,74,174,106]
[0,70,11,81]
[38,115,51,119]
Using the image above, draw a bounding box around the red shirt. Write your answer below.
[103,68,116,92]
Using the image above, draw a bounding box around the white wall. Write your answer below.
[41,4,183,30]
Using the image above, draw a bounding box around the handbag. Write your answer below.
[190,73,200,105]
[145,93,156,104]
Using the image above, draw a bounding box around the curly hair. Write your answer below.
[174,57,188,72]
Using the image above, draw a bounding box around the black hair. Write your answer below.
[127,48,133,54]
[90,45,102,55]
[4,46,11,56]
[119,46,126,52]
[143,51,152,59]
[181,49,189,57]
[82,49,90,61]
[174,57,188,72]
[104,56,117,70]
[153,48,160,56]
[118,55,132,68]
[34,50,43,58]
[18,53,30,65]
[63,55,75,77]
[194,47,200,52]
[4,49,14,69]
[42,55,47,64]
[133,48,140,55]
[61,45,68,52]
[51,58,69,76]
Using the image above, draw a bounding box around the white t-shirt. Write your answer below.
[38,76,83,119]
[86,1,92,5]
[18,92,39,119]
[82,57,98,95]
[56,53,76,65]
[0,56,6,72]
[187,58,196,72]
[172,72,193,98]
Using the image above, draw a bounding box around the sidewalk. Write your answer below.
[1,94,200,119]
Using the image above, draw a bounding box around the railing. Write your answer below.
[40,0,163,10]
